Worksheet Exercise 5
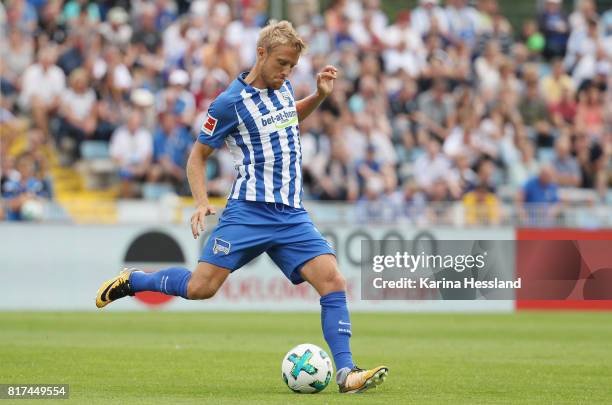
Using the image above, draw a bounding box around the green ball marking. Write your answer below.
[309,371,332,392]
[288,350,318,379]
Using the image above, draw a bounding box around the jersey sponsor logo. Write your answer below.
[202,114,218,136]
[260,109,298,130]
[213,238,231,255]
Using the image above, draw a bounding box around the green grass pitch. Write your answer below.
[1,312,611,404]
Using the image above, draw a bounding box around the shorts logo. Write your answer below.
[202,114,218,136]
[213,238,231,255]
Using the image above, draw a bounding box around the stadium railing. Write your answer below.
[30,199,612,228]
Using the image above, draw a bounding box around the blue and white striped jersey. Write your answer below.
[197,72,303,208]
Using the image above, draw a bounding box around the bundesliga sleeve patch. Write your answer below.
[202,114,218,136]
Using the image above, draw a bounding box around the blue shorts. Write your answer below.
[199,200,335,284]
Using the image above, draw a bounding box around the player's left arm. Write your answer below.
[296,65,338,122]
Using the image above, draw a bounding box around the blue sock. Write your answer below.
[320,291,354,372]
[129,267,192,299]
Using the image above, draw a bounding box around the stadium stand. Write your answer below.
[0,0,610,225]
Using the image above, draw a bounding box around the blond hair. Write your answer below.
[257,20,306,54]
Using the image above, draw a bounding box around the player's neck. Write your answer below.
[244,66,267,90]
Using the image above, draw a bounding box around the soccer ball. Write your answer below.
[281,343,333,393]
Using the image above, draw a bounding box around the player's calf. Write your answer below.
[185,261,230,300]
[186,282,218,300]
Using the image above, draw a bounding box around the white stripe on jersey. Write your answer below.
[226,135,245,200]
[276,85,303,207]
[257,92,291,206]
[292,129,302,207]
[241,89,275,203]
[235,111,257,200]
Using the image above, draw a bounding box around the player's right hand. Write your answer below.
[191,204,217,239]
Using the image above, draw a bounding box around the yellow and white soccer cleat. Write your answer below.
[95,268,135,308]
[338,365,388,394]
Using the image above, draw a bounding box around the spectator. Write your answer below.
[541,58,575,106]
[517,165,562,225]
[521,19,545,58]
[538,0,569,60]
[575,134,609,199]
[575,84,605,142]
[57,68,97,160]
[443,109,478,162]
[99,7,132,50]
[93,66,130,143]
[225,6,261,70]
[425,177,455,224]
[389,180,427,223]
[96,46,132,93]
[355,144,384,197]
[508,138,540,189]
[18,46,66,138]
[131,3,163,55]
[349,8,386,53]
[475,11,513,56]
[389,76,420,121]
[147,111,193,192]
[411,0,448,38]
[569,0,598,33]
[552,135,581,187]
[444,0,478,48]
[414,136,454,195]
[383,11,426,76]
[416,79,455,141]
[57,29,88,76]
[0,28,34,91]
[356,175,387,223]
[463,182,501,225]
[1,152,48,221]
[550,87,578,126]
[6,0,38,35]
[109,111,153,198]
[37,0,68,45]
[519,81,553,147]
[157,69,195,127]
[62,0,101,28]
[474,41,502,99]
[566,18,602,82]
[312,139,358,201]
[468,158,498,193]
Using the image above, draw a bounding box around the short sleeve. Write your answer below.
[197,93,238,149]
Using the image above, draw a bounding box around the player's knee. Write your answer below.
[326,271,346,293]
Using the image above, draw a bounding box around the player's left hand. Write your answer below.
[316,65,338,98]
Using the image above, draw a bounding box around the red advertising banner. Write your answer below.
[516,229,612,311]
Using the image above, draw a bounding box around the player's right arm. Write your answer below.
[187,142,217,239]
[188,91,238,239]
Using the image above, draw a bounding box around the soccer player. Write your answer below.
[96,20,388,394]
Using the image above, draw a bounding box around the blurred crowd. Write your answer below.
[0,0,611,224]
